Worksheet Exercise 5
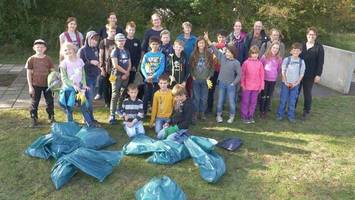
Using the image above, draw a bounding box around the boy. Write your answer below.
[160,29,174,71]
[78,31,100,122]
[149,74,174,135]
[166,40,189,87]
[157,84,193,140]
[122,83,145,138]
[277,42,305,123]
[108,33,131,124]
[97,25,116,107]
[26,39,55,127]
[124,21,142,85]
[140,36,165,114]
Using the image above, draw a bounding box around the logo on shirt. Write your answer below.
[134,43,138,47]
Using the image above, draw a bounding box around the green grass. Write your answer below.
[0,96,354,200]
[323,33,355,52]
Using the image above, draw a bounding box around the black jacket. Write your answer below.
[243,30,268,62]
[166,52,189,84]
[300,41,324,79]
[171,98,193,130]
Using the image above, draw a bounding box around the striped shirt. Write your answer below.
[122,98,144,122]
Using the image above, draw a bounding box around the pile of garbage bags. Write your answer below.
[123,132,226,183]
[25,122,123,190]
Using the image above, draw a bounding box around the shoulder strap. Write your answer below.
[75,32,81,47]
[298,58,302,76]
[64,32,73,43]
[286,56,291,71]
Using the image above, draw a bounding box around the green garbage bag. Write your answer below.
[75,126,116,150]
[184,136,226,183]
[25,134,53,159]
[51,159,78,190]
[146,140,190,165]
[189,135,218,152]
[51,122,81,137]
[50,133,83,159]
[123,134,160,155]
[47,71,62,92]
[135,176,187,200]
[59,148,123,182]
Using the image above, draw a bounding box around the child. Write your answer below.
[190,36,214,121]
[277,43,305,123]
[240,45,264,123]
[25,39,55,127]
[259,28,285,58]
[122,83,145,138]
[157,84,193,140]
[124,21,142,85]
[259,41,282,118]
[149,74,174,135]
[59,17,84,61]
[160,29,174,71]
[140,36,165,114]
[166,40,189,87]
[97,25,116,107]
[204,32,241,123]
[59,42,99,127]
[207,30,227,113]
[108,33,131,124]
[78,31,100,122]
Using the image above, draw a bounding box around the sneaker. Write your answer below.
[94,94,101,100]
[216,115,223,123]
[30,118,38,128]
[302,112,310,120]
[48,115,55,124]
[115,109,124,118]
[108,116,116,125]
[250,118,255,123]
[104,103,110,108]
[200,113,207,121]
[276,116,283,121]
[242,119,250,124]
[227,115,235,124]
[288,118,296,123]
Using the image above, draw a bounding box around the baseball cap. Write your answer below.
[115,33,126,41]
[33,39,47,46]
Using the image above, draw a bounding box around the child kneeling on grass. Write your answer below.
[122,83,145,138]
[157,84,193,140]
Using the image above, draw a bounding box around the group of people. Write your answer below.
[25,11,324,139]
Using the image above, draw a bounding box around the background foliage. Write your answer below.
[0,0,354,52]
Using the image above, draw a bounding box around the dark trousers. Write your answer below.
[98,74,112,105]
[207,71,219,113]
[30,86,54,119]
[259,81,276,113]
[297,78,314,113]
[143,82,159,114]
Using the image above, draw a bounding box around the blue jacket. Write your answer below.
[78,31,100,79]
[140,51,165,83]
[176,34,197,60]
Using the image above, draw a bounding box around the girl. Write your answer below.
[259,28,285,58]
[59,17,84,61]
[204,32,241,123]
[240,46,264,123]
[190,37,214,121]
[98,12,123,40]
[259,41,282,118]
[59,42,99,128]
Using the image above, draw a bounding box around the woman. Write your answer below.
[141,13,164,54]
[298,26,324,120]
[226,20,247,63]
[98,12,123,40]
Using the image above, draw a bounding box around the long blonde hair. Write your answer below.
[264,41,281,59]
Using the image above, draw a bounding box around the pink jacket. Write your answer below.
[260,55,282,81]
[241,58,264,91]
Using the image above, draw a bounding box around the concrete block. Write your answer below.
[321,45,355,94]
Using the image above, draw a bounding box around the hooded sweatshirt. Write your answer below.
[78,31,100,79]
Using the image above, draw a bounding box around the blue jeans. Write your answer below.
[155,117,170,134]
[124,121,145,138]
[216,81,237,115]
[86,77,97,120]
[192,79,208,113]
[277,83,300,120]
[143,82,159,114]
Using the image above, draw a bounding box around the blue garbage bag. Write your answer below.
[59,148,123,182]
[76,126,116,149]
[216,137,243,151]
[51,121,81,137]
[50,133,83,160]
[146,140,190,165]
[123,134,160,155]
[189,135,218,152]
[135,176,187,200]
[184,136,226,183]
[51,159,78,190]
[25,134,53,159]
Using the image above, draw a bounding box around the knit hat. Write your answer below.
[115,33,126,41]
[33,39,47,46]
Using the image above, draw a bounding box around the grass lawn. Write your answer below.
[0,96,354,200]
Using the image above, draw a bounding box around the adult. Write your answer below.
[259,28,285,58]
[141,13,164,54]
[298,27,324,119]
[59,17,84,61]
[226,20,247,63]
[98,12,123,41]
[244,21,268,62]
[176,21,197,60]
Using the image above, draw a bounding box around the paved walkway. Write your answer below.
[0,64,351,109]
